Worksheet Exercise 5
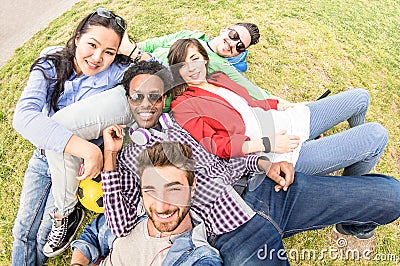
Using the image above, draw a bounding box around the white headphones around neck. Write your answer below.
[128,113,173,145]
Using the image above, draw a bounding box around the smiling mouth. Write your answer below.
[189,72,200,79]
[138,111,155,119]
[224,40,232,53]
[155,210,177,221]
[157,212,174,219]
[86,60,99,69]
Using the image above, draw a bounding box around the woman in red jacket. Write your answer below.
[168,38,388,176]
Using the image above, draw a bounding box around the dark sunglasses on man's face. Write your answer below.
[128,93,163,105]
[228,28,246,53]
[89,7,127,31]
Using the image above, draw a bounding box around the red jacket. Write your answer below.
[171,72,278,158]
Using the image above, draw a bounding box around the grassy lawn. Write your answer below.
[1,0,399,265]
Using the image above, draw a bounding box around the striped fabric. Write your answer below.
[102,118,260,237]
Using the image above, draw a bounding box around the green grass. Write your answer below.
[1,0,399,265]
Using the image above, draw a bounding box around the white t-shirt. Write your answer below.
[100,219,182,266]
[214,88,262,139]
[214,87,310,166]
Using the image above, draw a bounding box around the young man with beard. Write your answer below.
[90,142,221,266]
[71,61,400,265]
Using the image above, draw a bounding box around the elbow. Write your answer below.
[12,107,32,134]
[12,109,23,133]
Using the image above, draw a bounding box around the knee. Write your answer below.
[353,88,370,107]
[12,220,30,242]
[378,175,400,220]
[365,122,388,148]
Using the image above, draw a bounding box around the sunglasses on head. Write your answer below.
[228,28,246,53]
[127,93,163,105]
[89,7,127,31]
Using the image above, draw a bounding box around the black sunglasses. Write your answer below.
[127,93,163,105]
[89,8,127,31]
[228,28,246,53]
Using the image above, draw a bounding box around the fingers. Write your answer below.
[277,103,296,111]
[279,162,295,191]
[76,163,101,181]
[104,124,126,138]
[111,124,126,138]
[118,32,132,55]
[289,135,301,140]
[277,129,287,135]
[281,172,294,191]
[270,162,295,192]
[273,171,286,192]
[286,135,301,152]
[78,149,104,180]
[103,125,126,152]
[267,163,286,190]
[76,171,100,181]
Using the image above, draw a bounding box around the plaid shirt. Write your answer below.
[102,117,260,237]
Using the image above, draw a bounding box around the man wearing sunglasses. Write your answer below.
[71,61,400,265]
[139,22,279,102]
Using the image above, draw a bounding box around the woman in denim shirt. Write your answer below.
[11,7,151,264]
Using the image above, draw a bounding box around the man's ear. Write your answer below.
[191,177,197,195]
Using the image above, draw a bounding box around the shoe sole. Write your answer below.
[333,224,374,241]
[44,209,86,257]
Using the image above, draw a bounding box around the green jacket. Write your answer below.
[140,30,274,101]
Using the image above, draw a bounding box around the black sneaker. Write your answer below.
[43,207,85,257]
[334,224,375,240]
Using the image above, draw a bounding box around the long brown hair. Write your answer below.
[167,38,209,99]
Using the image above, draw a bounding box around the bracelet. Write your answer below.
[133,48,143,63]
[128,43,137,58]
[261,137,271,153]
[258,155,270,162]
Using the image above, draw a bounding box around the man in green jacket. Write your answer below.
[140,22,278,101]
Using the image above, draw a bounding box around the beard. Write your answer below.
[148,205,191,233]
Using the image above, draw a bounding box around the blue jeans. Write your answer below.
[213,172,400,265]
[11,149,54,266]
[297,88,388,175]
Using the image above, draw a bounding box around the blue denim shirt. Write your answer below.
[70,214,116,264]
[162,221,222,266]
[71,213,222,265]
[12,47,163,153]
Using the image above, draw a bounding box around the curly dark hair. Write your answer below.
[32,9,129,112]
[121,61,173,96]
